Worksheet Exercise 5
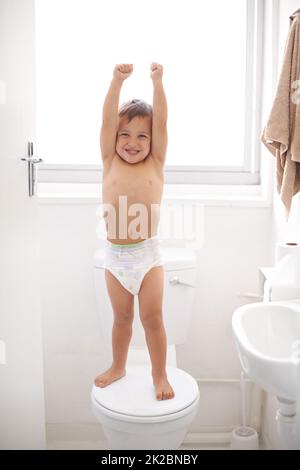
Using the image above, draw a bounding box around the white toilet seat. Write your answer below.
[92,365,199,423]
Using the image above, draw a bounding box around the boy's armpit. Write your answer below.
[150,121,168,165]
[100,123,118,161]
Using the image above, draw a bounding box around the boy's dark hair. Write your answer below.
[118,99,152,122]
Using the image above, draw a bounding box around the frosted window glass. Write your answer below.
[35,0,247,165]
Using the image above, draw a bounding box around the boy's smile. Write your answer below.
[116,116,152,164]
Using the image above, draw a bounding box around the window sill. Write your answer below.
[37,183,272,207]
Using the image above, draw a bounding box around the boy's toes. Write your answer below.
[95,378,106,387]
[154,378,175,401]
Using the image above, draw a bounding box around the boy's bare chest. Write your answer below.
[102,154,164,204]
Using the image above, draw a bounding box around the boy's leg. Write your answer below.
[94,268,134,387]
[138,266,175,400]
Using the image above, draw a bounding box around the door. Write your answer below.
[0,0,46,449]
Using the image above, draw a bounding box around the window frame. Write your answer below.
[37,0,264,187]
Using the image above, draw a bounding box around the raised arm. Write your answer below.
[100,64,133,162]
[150,63,168,165]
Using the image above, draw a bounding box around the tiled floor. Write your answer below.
[46,440,231,450]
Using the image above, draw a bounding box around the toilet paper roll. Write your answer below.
[275,241,300,264]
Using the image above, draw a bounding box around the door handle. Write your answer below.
[21,142,43,196]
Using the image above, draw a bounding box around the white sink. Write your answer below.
[232,300,300,401]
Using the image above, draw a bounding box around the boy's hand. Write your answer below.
[113,63,133,82]
[150,62,163,81]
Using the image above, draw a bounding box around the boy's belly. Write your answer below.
[102,159,163,244]
[102,195,162,244]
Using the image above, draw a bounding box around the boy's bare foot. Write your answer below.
[152,373,175,400]
[94,366,126,388]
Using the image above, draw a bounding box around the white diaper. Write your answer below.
[104,235,164,295]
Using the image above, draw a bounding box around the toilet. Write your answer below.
[91,245,200,450]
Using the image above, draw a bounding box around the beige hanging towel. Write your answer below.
[261,9,300,219]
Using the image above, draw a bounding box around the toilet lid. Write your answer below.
[92,365,199,417]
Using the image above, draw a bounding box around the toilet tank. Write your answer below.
[94,246,197,350]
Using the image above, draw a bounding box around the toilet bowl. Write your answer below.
[91,364,200,450]
[92,245,200,449]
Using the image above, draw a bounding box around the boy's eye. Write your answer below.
[120,133,147,138]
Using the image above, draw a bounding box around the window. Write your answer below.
[35,0,263,185]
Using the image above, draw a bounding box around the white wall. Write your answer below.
[261,0,300,450]
[37,0,293,445]
[38,200,272,440]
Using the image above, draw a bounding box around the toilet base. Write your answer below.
[92,394,200,450]
[102,424,188,450]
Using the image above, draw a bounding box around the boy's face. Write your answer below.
[116,116,152,164]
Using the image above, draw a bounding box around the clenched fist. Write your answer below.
[150,62,163,81]
[113,63,133,82]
